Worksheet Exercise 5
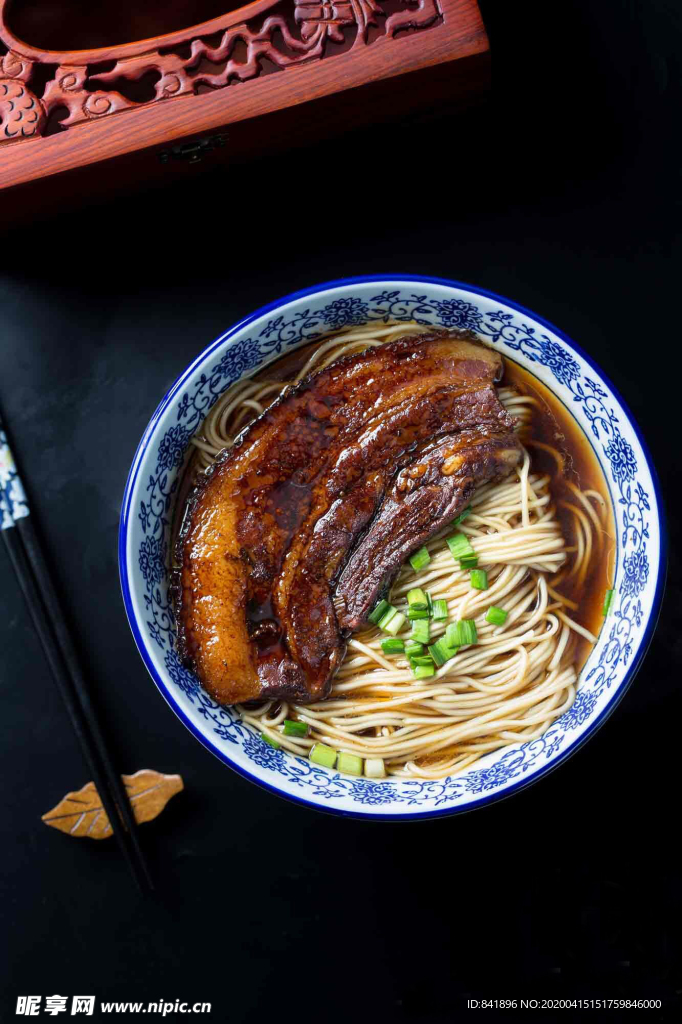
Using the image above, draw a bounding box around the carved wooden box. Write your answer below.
[0,0,489,211]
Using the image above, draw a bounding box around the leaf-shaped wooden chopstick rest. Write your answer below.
[42,769,184,840]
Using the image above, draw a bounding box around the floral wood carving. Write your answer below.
[0,0,443,144]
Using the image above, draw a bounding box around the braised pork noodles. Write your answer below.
[186,322,612,779]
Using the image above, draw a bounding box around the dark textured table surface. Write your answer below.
[1,1,680,1020]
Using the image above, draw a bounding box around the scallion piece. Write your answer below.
[407,588,428,611]
[428,641,446,667]
[261,732,280,749]
[368,598,390,625]
[365,757,386,779]
[428,639,458,667]
[452,505,472,526]
[410,618,430,644]
[377,604,397,629]
[470,569,488,590]
[426,592,434,617]
[310,743,337,768]
[413,664,435,679]
[337,752,363,776]
[407,607,430,620]
[409,546,431,572]
[461,619,477,645]
[410,655,435,667]
[445,622,458,648]
[381,638,405,655]
[602,588,615,616]
[486,606,508,626]
[459,554,479,570]
[405,640,424,657]
[446,531,475,562]
[447,619,477,647]
[383,611,406,636]
[432,599,448,621]
[283,719,309,737]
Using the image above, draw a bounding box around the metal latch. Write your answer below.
[159,134,228,165]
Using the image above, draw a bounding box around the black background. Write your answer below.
[1,1,680,1021]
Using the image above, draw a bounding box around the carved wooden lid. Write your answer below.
[0,0,489,196]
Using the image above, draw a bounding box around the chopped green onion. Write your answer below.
[486,606,508,626]
[446,531,475,562]
[381,638,405,655]
[428,639,458,667]
[407,588,428,611]
[452,505,472,526]
[365,757,386,779]
[410,618,430,644]
[445,622,458,647]
[462,620,478,646]
[461,619,478,646]
[428,641,446,667]
[407,607,430,620]
[426,592,434,616]
[283,719,309,737]
[447,619,478,647]
[432,599,448,621]
[410,655,435,667]
[459,554,479,569]
[310,743,337,768]
[413,664,435,679]
[383,611,406,636]
[409,546,431,572]
[470,569,488,590]
[261,732,280,749]
[368,598,390,625]
[337,752,363,776]
[377,604,398,629]
[405,640,424,657]
[602,588,615,616]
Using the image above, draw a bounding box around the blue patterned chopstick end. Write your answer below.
[0,428,30,531]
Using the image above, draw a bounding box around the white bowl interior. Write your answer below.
[121,279,662,817]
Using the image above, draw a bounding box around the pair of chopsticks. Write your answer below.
[0,409,153,891]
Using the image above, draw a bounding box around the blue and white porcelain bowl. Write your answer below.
[119,276,665,819]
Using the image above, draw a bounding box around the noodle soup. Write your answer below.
[176,323,615,780]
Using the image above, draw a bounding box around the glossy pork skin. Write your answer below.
[175,330,515,705]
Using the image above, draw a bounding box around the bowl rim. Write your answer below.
[119,274,667,820]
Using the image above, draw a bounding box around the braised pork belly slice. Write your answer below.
[335,428,521,631]
[174,330,517,705]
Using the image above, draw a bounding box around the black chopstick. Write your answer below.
[1,413,153,891]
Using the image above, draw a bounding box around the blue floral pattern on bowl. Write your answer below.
[120,277,663,819]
